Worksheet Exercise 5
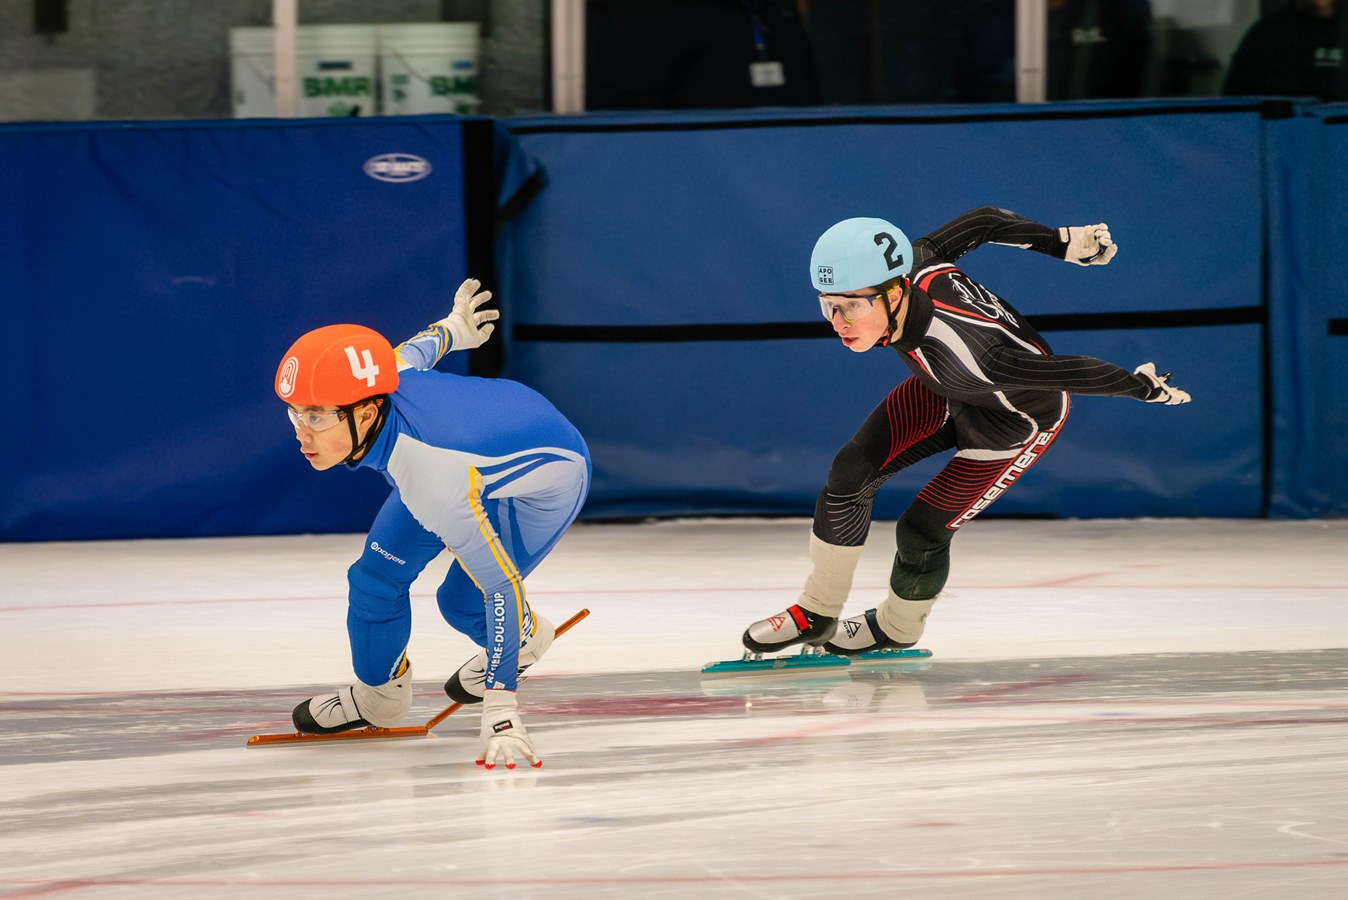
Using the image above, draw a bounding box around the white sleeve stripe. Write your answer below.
[935,307,1044,355]
[955,447,1020,461]
[926,318,995,385]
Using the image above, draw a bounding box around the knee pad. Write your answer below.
[814,442,882,546]
[825,440,879,495]
[347,557,410,620]
[890,516,951,601]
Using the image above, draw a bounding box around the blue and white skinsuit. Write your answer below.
[342,328,590,692]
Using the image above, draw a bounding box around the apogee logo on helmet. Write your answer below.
[817,266,834,286]
[363,153,431,183]
[277,357,299,398]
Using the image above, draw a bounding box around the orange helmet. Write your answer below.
[275,324,399,407]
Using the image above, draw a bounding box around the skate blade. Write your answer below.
[847,647,933,665]
[248,608,593,747]
[246,725,430,746]
[701,655,850,676]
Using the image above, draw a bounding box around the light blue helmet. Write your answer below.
[810,217,914,292]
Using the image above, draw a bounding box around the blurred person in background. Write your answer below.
[1224,0,1346,100]
[959,0,1154,101]
[586,0,819,109]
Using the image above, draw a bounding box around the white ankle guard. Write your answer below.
[876,591,937,644]
[351,660,414,726]
[797,534,864,618]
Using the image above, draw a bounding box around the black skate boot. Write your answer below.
[742,604,838,654]
[823,608,916,656]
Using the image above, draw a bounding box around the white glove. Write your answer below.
[478,689,541,770]
[1133,362,1192,405]
[437,277,499,352]
[1059,223,1118,266]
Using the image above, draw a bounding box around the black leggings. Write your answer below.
[812,377,1069,600]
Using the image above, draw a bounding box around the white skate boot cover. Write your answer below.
[297,659,413,732]
[452,610,555,701]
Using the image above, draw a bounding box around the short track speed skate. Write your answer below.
[702,645,853,676]
[703,604,849,675]
[246,608,590,746]
[824,607,933,666]
[704,604,931,675]
[848,647,933,665]
[702,645,932,676]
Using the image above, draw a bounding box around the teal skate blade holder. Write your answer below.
[701,646,932,675]
[701,653,850,675]
[850,648,933,663]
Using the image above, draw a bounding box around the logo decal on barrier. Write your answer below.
[363,153,432,183]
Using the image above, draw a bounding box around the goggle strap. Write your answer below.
[341,396,390,467]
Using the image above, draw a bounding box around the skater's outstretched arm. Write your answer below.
[980,346,1192,403]
[393,277,499,371]
[916,206,1117,268]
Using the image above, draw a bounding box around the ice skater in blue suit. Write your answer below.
[273,279,590,768]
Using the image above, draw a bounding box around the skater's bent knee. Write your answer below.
[347,559,411,618]
[826,441,879,494]
[895,511,948,553]
[891,518,952,601]
[890,567,946,601]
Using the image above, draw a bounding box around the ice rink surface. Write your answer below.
[1,517,1346,899]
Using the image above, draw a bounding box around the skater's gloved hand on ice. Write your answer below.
[438,277,498,352]
[478,689,541,770]
[1133,363,1192,405]
[1058,224,1117,266]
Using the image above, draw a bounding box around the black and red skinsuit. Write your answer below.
[813,207,1157,602]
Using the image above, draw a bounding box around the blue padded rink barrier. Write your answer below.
[1,518,1346,898]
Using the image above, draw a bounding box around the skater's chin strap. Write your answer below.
[341,396,390,466]
[878,277,910,349]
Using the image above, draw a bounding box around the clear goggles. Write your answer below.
[818,291,882,323]
[286,406,347,433]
